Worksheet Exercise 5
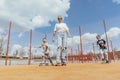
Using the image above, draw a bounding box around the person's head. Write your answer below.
[57,16,62,23]
[96,35,101,40]
[42,37,47,43]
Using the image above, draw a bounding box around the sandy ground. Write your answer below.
[0,62,120,80]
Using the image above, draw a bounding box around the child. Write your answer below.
[35,37,54,66]
[96,35,109,63]
[52,16,71,66]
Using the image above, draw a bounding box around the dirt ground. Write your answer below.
[0,62,120,80]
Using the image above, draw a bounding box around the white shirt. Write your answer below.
[54,23,69,33]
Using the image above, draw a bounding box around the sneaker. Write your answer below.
[55,60,61,66]
[106,60,109,64]
[101,59,106,64]
[45,63,49,66]
[55,63,61,66]
[39,63,43,66]
[61,62,66,66]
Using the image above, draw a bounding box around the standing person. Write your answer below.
[96,35,109,63]
[35,37,54,66]
[52,16,71,66]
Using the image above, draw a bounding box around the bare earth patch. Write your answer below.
[0,62,120,80]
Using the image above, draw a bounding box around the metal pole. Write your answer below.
[77,44,80,63]
[71,48,73,63]
[5,21,12,65]
[92,43,96,62]
[28,29,32,65]
[79,26,83,63]
[110,40,115,62]
[103,20,111,62]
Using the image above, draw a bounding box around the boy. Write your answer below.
[96,35,109,63]
[52,16,70,66]
[35,37,54,66]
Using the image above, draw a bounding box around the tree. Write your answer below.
[0,33,6,57]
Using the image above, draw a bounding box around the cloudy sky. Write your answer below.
[0,0,120,55]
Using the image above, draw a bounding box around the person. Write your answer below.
[35,37,54,66]
[96,35,109,63]
[52,16,71,66]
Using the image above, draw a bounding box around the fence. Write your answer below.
[0,20,120,66]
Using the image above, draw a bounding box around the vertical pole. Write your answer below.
[71,48,73,63]
[76,49,77,62]
[78,44,80,52]
[77,45,80,63]
[79,26,83,63]
[5,21,12,65]
[28,29,32,65]
[103,20,111,62]
[110,40,115,62]
[92,43,96,62]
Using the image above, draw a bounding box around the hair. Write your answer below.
[42,37,46,41]
[96,35,101,39]
[58,16,62,19]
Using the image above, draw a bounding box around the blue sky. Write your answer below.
[34,0,120,49]
[35,0,120,35]
[0,0,120,55]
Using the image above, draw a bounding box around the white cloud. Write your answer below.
[102,27,120,39]
[10,44,22,56]
[67,27,120,54]
[107,27,120,38]
[67,33,97,47]
[82,33,98,45]
[69,27,120,46]
[0,0,70,32]
[11,44,22,52]
[113,0,120,4]
[0,28,7,44]
[0,28,4,33]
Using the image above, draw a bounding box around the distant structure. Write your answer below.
[0,33,6,56]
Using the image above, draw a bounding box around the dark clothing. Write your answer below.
[97,39,107,49]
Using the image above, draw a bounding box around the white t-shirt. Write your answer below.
[54,23,69,33]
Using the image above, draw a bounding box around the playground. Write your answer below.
[0,1,120,80]
[0,62,120,80]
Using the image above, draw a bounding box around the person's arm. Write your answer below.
[34,43,43,48]
[65,23,71,37]
[96,41,100,48]
[34,46,41,48]
[66,29,71,37]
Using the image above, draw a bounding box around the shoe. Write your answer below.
[101,58,106,64]
[55,63,61,66]
[45,63,49,66]
[106,60,109,64]
[61,62,66,66]
[39,63,43,66]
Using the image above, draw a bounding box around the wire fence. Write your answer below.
[0,21,120,66]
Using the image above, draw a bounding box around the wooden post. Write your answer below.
[103,20,111,62]
[28,29,32,65]
[5,21,12,65]
[79,26,83,63]
[110,40,115,62]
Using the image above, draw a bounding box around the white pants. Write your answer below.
[56,32,67,62]
[100,49,108,60]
